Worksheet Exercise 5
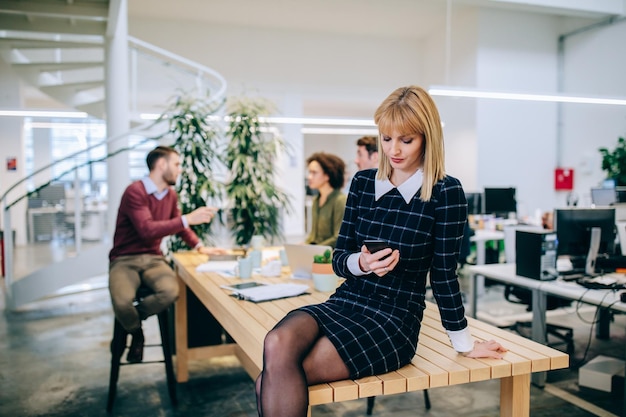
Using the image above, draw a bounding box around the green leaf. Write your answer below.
[224,96,292,247]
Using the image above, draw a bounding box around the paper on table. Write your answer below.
[195,260,238,277]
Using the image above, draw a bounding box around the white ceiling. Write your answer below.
[11,0,625,111]
[127,0,623,40]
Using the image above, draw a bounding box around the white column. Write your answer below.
[276,94,305,242]
[0,59,27,246]
[104,0,130,240]
[31,127,53,180]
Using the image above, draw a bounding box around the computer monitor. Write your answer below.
[483,187,516,218]
[465,192,483,215]
[590,187,616,206]
[37,183,66,206]
[554,207,616,268]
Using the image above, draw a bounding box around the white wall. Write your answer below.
[0,60,27,245]
[476,10,561,217]
[127,7,626,222]
[423,6,480,192]
[561,18,626,207]
[130,18,422,118]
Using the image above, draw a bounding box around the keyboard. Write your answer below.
[576,275,626,290]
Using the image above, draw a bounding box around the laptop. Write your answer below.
[283,243,332,279]
[590,187,616,206]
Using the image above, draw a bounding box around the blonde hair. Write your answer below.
[374,86,445,201]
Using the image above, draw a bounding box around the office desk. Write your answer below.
[27,206,62,242]
[173,252,568,416]
[467,263,625,397]
[470,229,505,296]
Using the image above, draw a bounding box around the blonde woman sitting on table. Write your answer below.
[304,152,347,249]
[255,86,507,417]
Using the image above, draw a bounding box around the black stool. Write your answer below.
[106,287,177,412]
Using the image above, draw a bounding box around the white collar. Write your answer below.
[375,169,423,204]
[141,177,169,200]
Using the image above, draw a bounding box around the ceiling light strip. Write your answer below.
[140,113,376,127]
[0,110,89,118]
[428,86,626,106]
[302,127,379,135]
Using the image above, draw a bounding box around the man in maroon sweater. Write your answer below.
[109,146,225,362]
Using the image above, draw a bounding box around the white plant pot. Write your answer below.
[312,273,338,292]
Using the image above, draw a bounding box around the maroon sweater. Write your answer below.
[109,180,200,262]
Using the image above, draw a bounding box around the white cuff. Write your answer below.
[447,327,474,353]
[182,215,189,228]
[347,253,369,276]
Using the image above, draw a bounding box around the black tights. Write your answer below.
[255,311,321,417]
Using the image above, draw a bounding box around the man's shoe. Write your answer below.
[126,328,144,363]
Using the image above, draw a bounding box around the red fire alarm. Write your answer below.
[555,167,574,190]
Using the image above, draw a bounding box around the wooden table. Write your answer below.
[173,252,569,416]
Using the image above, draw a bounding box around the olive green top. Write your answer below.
[305,189,347,248]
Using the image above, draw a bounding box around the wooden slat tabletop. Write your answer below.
[173,251,569,413]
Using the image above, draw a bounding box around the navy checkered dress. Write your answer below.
[298,169,468,379]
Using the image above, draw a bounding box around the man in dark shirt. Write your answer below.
[109,146,225,362]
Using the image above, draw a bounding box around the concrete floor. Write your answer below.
[1,272,625,417]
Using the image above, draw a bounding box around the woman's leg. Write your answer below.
[257,311,317,417]
[256,311,350,417]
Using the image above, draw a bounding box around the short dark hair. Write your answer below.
[306,152,346,189]
[356,136,378,155]
[146,146,178,171]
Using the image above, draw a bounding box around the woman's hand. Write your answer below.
[464,340,508,359]
[358,245,400,276]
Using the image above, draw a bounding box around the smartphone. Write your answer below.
[220,282,267,291]
[363,239,390,254]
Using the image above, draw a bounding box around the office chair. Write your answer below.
[503,285,574,355]
[458,222,475,267]
[107,286,177,412]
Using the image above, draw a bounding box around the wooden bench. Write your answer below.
[172,252,569,417]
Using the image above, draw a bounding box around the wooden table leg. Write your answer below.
[500,373,530,417]
[175,274,189,382]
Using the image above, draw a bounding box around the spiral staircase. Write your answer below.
[0,0,227,310]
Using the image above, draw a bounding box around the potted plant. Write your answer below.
[312,248,333,274]
[224,96,291,248]
[311,248,337,291]
[159,91,226,254]
[599,137,626,186]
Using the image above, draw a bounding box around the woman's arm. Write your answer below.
[429,177,468,330]
[332,174,366,277]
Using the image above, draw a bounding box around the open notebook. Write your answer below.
[222,282,310,302]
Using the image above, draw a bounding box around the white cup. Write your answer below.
[249,249,262,269]
[250,235,265,250]
[236,257,253,279]
[279,248,289,266]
